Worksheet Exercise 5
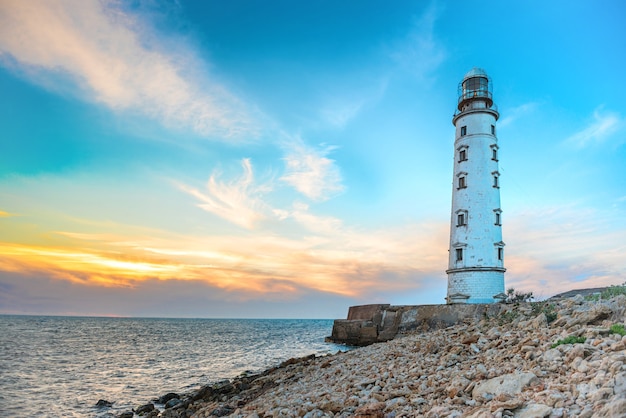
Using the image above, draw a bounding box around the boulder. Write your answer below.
[135,403,155,414]
[95,399,113,408]
[118,412,134,418]
[165,398,182,409]
[472,372,537,401]
[514,403,552,418]
[593,398,626,417]
[156,392,179,404]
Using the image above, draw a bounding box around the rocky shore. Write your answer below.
[116,292,626,417]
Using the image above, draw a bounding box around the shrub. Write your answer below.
[610,324,626,336]
[585,283,626,301]
[551,335,586,348]
[542,304,558,323]
[505,287,534,303]
[530,302,557,323]
[600,285,626,299]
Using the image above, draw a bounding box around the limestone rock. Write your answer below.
[472,372,538,401]
[514,403,552,418]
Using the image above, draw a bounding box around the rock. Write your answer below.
[462,335,479,344]
[212,405,235,416]
[614,371,626,396]
[593,398,626,417]
[118,412,134,418]
[353,401,386,417]
[541,348,562,362]
[156,392,179,404]
[96,399,113,407]
[472,372,538,401]
[135,403,155,414]
[514,403,552,417]
[165,397,182,409]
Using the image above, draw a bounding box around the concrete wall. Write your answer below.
[327,303,509,346]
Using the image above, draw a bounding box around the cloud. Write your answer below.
[280,139,344,201]
[178,159,270,229]
[503,204,626,298]
[0,0,255,139]
[564,107,622,148]
[0,210,15,217]
[498,102,539,128]
[319,78,388,129]
[389,3,446,79]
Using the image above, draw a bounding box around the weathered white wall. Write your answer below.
[447,92,505,303]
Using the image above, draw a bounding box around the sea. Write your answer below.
[0,315,350,417]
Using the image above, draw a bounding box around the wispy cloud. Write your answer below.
[0,210,15,217]
[498,102,539,128]
[389,3,446,80]
[564,107,622,148]
[178,159,270,229]
[504,204,626,298]
[280,139,344,201]
[0,0,255,139]
[319,78,388,129]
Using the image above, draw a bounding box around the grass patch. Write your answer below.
[497,310,519,325]
[551,335,586,348]
[531,302,558,324]
[585,284,626,301]
[610,324,626,336]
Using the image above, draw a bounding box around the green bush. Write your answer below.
[585,284,626,301]
[551,335,586,348]
[505,287,534,303]
[530,302,557,323]
[543,304,558,323]
[610,324,626,336]
[601,285,626,299]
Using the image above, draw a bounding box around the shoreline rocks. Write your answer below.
[122,293,626,417]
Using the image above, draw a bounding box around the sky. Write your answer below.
[0,0,625,318]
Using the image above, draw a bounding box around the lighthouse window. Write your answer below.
[457,213,465,226]
[491,144,499,161]
[492,172,500,188]
[495,212,501,226]
[456,248,463,261]
[459,149,467,162]
[497,247,504,261]
[458,176,466,189]
[491,125,495,135]
[460,126,467,136]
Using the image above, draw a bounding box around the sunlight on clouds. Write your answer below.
[280,139,344,201]
[564,107,623,148]
[0,0,255,139]
[0,211,450,301]
[0,243,181,287]
[178,159,270,229]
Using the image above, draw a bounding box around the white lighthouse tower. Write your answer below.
[446,68,506,304]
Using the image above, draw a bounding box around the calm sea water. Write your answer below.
[0,316,348,417]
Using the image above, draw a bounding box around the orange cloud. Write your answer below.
[0,215,449,302]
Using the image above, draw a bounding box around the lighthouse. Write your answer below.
[446,68,506,304]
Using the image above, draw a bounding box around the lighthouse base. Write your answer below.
[446,267,505,304]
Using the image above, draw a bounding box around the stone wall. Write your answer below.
[327,302,509,346]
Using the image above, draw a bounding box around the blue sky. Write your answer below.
[0,0,624,318]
